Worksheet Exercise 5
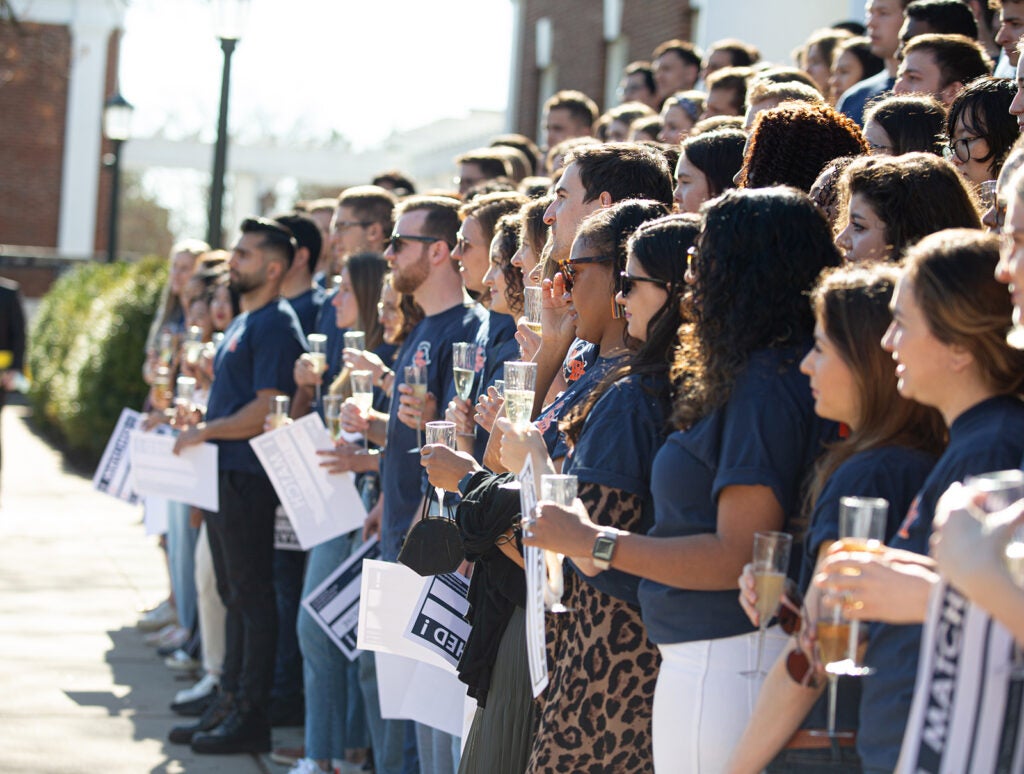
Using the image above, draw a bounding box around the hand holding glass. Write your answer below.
[425,421,456,512]
[741,531,792,677]
[404,364,428,452]
[538,474,576,614]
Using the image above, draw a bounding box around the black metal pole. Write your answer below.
[207,37,236,249]
[106,139,123,263]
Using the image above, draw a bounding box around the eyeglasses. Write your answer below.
[388,233,450,252]
[333,220,371,232]
[619,271,671,297]
[558,255,615,290]
[946,135,984,164]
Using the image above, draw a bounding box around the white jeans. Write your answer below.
[653,628,788,774]
[194,521,226,676]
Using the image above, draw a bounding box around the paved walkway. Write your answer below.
[0,401,300,773]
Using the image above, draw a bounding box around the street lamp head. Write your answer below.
[103,92,134,142]
[212,0,251,41]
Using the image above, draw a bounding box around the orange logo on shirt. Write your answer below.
[897,496,920,540]
[413,342,431,368]
[566,359,586,381]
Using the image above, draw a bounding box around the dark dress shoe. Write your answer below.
[171,686,218,717]
[168,693,234,744]
[190,705,271,755]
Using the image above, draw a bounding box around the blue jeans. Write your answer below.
[414,724,458,774]
[297,532,357,759]
[358,650,416,774]
[273,546,306,704]
[166,500,198,632]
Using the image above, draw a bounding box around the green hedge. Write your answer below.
[28,257,166,466]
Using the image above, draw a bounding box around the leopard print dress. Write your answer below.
[527,485,660,773]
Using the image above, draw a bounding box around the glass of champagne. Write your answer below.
[175,376,196,407]
[159,331,174,366]
[404,364,428,452]
[184,326,205,365]
[741,531,792,677]
[268,395,290,429]
[323,395,343,441]
[539,473,576,614]
[817,592,855,741]
[343,330,366,354]
[498,361,538,491]
[452,343,477,436]
[153,365,173,411]
[523,287,543,357]
[307,333,328,407]
[424,421,457,513]
[350,369,375,451]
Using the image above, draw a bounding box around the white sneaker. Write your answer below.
[287,760,330,774]
[173,672,219,705]
[137,600,177,632]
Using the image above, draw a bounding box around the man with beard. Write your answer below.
[171,217,307,755]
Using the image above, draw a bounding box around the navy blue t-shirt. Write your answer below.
[470,309,519,462]
[638,347,833,644]
[380,303,487,561]
[836,69,894,126]
[535,353,624,460]
[799,445,937,591]
[206,299,307,474]
[858,395,1024,771]
[286,285,327,336]
[563,372,669,605]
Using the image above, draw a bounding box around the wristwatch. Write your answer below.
[592,529,618,571]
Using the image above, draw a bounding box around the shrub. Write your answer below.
[28,257,166,465]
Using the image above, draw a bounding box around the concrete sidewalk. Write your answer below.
[0,403,300,773]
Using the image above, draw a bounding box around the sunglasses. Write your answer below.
[774,581,826,689]
[558,255,615,290]
[388,233,450,252]
[619,271,671,297]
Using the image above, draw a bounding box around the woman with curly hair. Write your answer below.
[739,102,868,192]
[524,188,842,771]
[862,94,947,156]
[945,75,1018,188]
[835,152,981,263]
[482,213,525,318]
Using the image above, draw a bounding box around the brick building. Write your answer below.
[0,0,123,259]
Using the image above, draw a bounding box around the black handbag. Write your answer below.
[397,488,464,576]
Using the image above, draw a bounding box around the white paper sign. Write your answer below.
[250,413,367,550]
[129,431,219,511]
[274,506,303,551]
[143,496,169,536]
[375,652,467,738]
[519,455,550,697]
[403,572,471,670]
[93,408,145,503]
[301,536,380,661]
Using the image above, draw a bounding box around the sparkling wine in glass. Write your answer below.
[404,364,428,452]
[523,287,543,340]
[268,395,290,430]
[498,361,538,491]
[350,369,374,451]
[452,342,477,402]
[308,333,328,408]
[184,326,205,365]
[175,376,196,408]
[817,592,854,741]
[343,330,366,353]
[741,531,792,678]
[539,474,577,614]
[323,395,343,441]
[424,421,457,511]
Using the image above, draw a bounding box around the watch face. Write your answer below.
[593,535,616,561]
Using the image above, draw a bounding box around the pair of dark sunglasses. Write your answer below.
[388,233,451,252]
[773,581,827,689]
[557,255,614,290]
[619,271,671,297]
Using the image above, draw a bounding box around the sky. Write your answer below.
[120,0,514,150]
[118,0,514,237]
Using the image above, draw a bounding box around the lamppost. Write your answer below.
[207,0,250,249]
[102,91,133,264]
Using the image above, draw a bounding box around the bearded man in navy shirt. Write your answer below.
[171,217,307,755]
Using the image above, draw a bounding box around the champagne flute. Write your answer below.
[834,496,888,677]
[159,331,174,366]
[175,376,196,408]
[498,361,538,491]
[308,333,328,408]
[323,395,344,441]
[741,531,792,677]
[424,421,456,514]
[184,326,205,365]
[523,287,543,358]
[964,470,1024,675]
[343,330,366,354]
[404,364,428,452]
[268,395,290,429]
[153,365,173,410]
[452,343,477,437]
[350,369,374,451]
[539,474,576,614]
[817,592,853,742]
